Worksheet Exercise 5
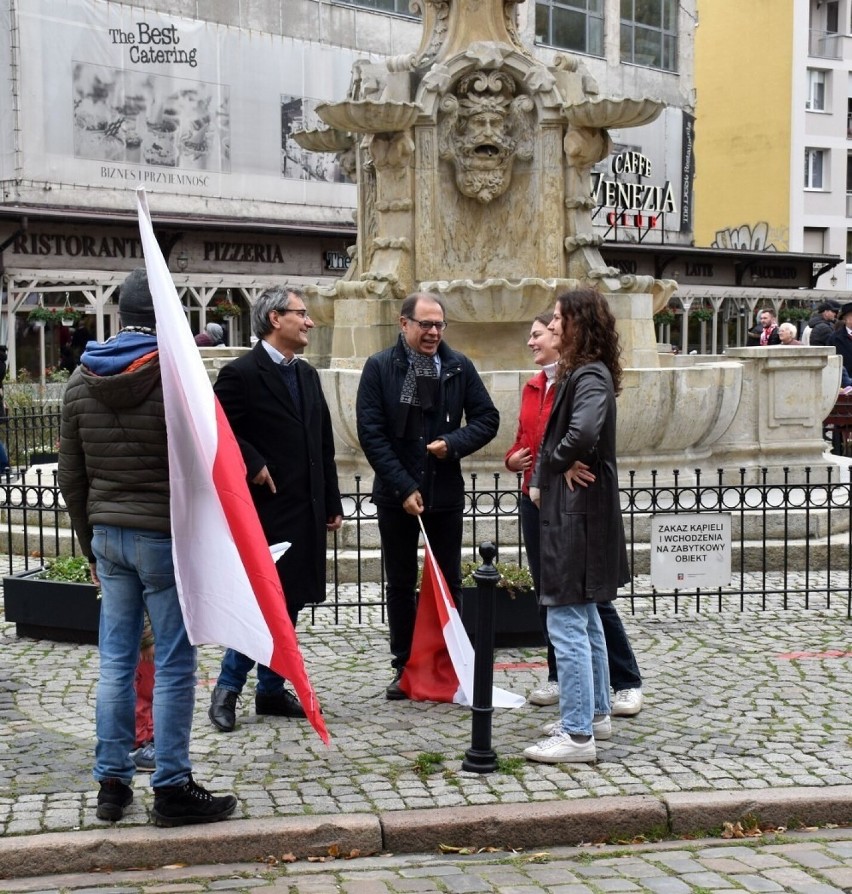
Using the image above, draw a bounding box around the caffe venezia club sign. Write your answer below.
[591,151,677,228]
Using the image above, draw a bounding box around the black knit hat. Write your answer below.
[817,300,841,314]
[119,268,156,328]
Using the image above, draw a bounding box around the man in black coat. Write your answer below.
[356,291,499,699]
[829,302,852,379]
[208,286,343,732]
[804,300,840,346]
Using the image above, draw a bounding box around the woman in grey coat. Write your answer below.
[525,288,630,764]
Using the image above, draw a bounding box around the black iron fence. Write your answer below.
[1,408,62,468]
[2,464,850,619]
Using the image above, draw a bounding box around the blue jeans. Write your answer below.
[547,603,611,736]
[92,525,195,789]
[521,494,641,690]
[216,599,301,695]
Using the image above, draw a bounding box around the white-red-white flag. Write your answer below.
[135,188,328,744]
[401,521,524,708]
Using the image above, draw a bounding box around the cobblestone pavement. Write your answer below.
[1,586,850,835]
[2,828,852,893]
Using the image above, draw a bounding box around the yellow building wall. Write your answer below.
[694,0,792,251]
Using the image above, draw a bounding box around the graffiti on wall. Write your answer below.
[711,221,788,252]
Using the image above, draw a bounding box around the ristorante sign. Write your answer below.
[4,228,345,274]
[591,151,677,232]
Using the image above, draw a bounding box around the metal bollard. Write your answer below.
[462,541,499,773]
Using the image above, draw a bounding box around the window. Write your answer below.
[806,69,827,111]
[535,0,604,56]
[620,0,678,72]
[804,228,826,253]
[334,0,418,15]
[805,148,826,189]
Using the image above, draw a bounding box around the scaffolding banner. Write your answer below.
[13,0,366,204]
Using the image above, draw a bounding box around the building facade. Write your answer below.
[695,0,849,290]
[1,0,699,379]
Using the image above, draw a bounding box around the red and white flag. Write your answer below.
[401,521,524,708]
[135,188,328,744]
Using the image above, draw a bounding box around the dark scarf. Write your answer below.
[396,336,439,438]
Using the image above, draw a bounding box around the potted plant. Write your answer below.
[690,306,714,323]
[3,555,100,645]
[27,305,84,328]
[459,560,543,648]
[208,299,241,320]
[26,439,61,465]
[26,305,58,327]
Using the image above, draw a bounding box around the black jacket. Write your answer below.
[214,342,342,605]
[807,313,836,346]
[356,336,499,511]
[829,328,852,377]
[530,362,629,605]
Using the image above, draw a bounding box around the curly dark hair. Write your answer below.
[553,288,623,395]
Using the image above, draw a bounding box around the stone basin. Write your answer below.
[320,360,745,480]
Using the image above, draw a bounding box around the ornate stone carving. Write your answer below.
[438,70,534,203]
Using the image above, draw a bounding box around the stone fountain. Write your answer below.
[295,0,840,482]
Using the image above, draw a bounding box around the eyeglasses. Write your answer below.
[406,317,447,332]
[276,308,310,319]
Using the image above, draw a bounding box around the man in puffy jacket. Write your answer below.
[802,300,840,346]
[356,291,499,699]
[58,267,236,827]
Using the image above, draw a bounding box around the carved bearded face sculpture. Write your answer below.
[439,70,534,203]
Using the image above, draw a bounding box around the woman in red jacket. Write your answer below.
[505,312,644,719]
[505,312,562,700]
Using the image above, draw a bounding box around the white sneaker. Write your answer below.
[524,733,596,764]
[611,688,643,717]
[527,680,559,706]
[540,715,611,740]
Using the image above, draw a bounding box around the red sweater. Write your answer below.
[504,370,556,494]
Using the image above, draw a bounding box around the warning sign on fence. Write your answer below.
[650,513,732,590]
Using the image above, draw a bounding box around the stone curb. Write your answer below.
[665,784,852,834]
[0,814,381,880]
[3,786,851,881]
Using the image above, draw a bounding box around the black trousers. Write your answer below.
[377,505,463,670]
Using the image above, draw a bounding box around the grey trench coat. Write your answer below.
[530,361,630,605]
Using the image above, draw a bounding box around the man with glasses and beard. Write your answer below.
[356,291,499,700]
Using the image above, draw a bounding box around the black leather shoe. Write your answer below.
[386,669,408,701]
[255,689,306,718]
[208,685,238,732]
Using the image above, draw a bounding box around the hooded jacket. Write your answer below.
[58,332,169,558]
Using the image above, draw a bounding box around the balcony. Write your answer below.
[810,28,842,59]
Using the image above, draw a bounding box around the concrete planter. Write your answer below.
[461,585,544,649]
[2,569,99,645]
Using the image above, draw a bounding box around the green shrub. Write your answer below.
[41,555,93,583]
